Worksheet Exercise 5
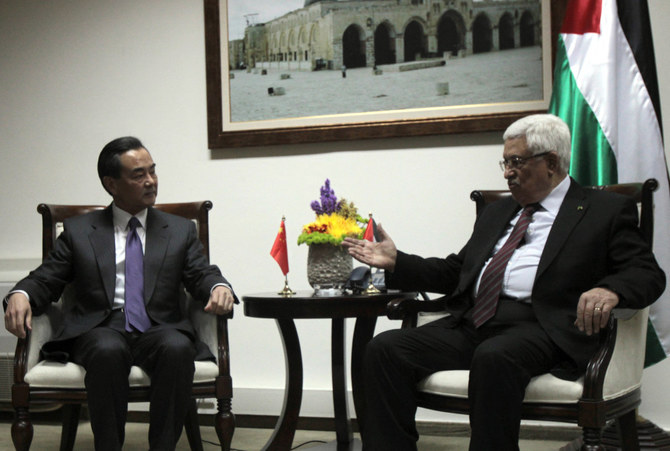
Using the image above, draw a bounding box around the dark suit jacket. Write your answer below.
[386,178,665,371]
[13,205,233,357]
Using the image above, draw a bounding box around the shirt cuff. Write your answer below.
[3,290,30,311]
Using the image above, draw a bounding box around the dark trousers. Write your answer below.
[70,311,196,451]
[362,301,567,451]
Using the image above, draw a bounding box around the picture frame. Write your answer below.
[205,0,567,149]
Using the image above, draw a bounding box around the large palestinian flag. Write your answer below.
[548,0,669,365]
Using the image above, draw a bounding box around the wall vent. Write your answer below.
[0,352,13,403]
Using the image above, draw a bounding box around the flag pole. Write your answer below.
[278,274,296,297]
[363,213,380,295]
[271,215,296,297]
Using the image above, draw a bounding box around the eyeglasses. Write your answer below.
[499,151,551,172]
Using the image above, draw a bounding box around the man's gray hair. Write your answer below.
[503,114,571,173]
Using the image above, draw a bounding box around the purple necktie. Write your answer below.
[472,204,538,328]
[125,217,152,332]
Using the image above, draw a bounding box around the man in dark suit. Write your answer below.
[4,137,236,451]
[343,114,665,451]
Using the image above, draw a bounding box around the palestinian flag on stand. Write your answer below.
[548,0,669,365]
[363,214,376,242]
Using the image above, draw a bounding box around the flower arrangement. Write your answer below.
[298,179,368,246]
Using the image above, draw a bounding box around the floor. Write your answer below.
[0,421,577,450]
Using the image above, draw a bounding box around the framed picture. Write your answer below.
[205,0,567,149]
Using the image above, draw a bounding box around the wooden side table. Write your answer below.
[242,291,416,451]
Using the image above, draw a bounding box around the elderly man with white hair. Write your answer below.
[343,114,665,451]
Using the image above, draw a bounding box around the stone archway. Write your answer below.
[499,12,515,50]
[374,22,396,65]
[520,11,535,47]
[437,13,463,56]
[404,20,425,62]
[342,24,366,68]
[472,13,492,54]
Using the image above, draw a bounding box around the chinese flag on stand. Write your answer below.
[363,214,375,242]
[270,218,289,275]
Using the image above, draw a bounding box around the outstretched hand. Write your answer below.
[342,223,398,272]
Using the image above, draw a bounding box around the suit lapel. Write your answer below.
[536,179,589,279]
[144,208,170,304]
[88,207,116,307]
[458,198,520,292]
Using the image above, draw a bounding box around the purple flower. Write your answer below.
[310,200,323,215]
[311,179,341,215]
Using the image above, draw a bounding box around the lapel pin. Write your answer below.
[577,205,584,211]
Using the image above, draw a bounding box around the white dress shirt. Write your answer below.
[474,175,570,303]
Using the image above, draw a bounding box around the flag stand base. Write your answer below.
[363,282,380,295]
[278,279,296,297]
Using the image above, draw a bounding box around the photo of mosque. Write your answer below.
[230,0,542,72]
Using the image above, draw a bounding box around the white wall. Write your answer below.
[1,0,669,429]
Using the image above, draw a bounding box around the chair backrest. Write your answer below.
[470,179,658,245]
[37,201,213,261]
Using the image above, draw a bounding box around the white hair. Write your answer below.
[503,114,571,173]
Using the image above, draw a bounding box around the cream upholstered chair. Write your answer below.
[11,202,234,451]
[387,179,658,450]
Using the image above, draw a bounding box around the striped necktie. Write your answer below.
[472,204,538,328]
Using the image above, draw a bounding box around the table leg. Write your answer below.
[331,318,354,445]
[263,318,303,451]
[351,317,378,440]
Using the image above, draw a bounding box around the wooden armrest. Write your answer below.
[14,303,61,383]
[582,316,617,399]
[13,335,29,385]
[188,295,233,363]
[582,308,642,395]
[582,308,648,398]
[387,296,449,320]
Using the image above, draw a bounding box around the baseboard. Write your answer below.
[8,407,669,444]
[7,409,670,449]
[126,411,583,442]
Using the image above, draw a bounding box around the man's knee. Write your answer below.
[74,331,132,370]
[365,329,404,362]
[156,330,196,362]
[471,340,516,370]
[469,343,530,396]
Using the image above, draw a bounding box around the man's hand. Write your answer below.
[575,287,620,336]
[342,224,398,272]
[204,286,235,315]
[4,292,32,339]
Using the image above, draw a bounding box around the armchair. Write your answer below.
[387,179,658,450]
[10,201,234,451]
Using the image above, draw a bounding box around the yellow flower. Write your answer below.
[301,213,362,241]
[318,213,362,238]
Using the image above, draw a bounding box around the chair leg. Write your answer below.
[11,406,33,451]
[59,404,81,451]
[214,397,235,451]
[184,399,204,451]
[580,427,605,451]
[616,410,641,451]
